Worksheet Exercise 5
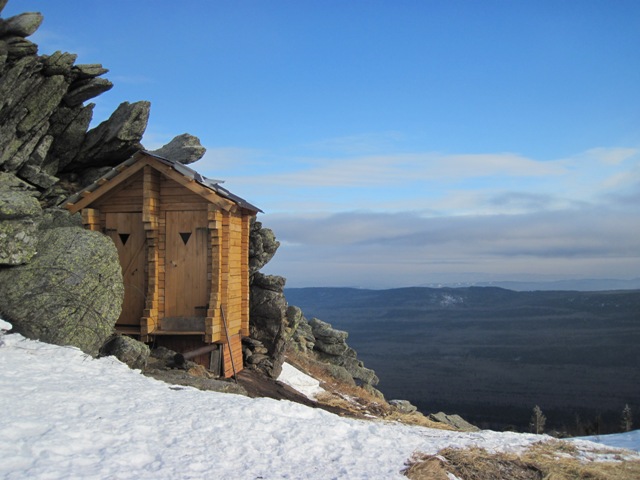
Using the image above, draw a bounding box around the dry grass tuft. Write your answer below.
[404,441,640,480]
[404,447,542,480]
[521,440,640,480]
[402,453,452,480]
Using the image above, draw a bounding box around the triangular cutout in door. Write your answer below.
[119,233,130,246]
[179,232,192,245]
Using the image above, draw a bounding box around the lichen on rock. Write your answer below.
[0,226,124,356]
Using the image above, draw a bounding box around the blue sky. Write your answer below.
[6,1,640,287]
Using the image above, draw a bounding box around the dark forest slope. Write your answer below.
[285,287,640,433]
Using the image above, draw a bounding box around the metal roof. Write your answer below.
[64,150,262,213]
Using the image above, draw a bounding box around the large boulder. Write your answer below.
[0,227,124,355]
[150,133,206,165]
[99,335,150,370]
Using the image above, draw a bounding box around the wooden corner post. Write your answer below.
[205,206,222,343]
[140,166,160,340]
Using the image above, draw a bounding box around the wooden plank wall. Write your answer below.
[92,171,144,213]
[220,211,245,341]
[217,210,248,377]
[159,176,208,212]
[241,214,251,336]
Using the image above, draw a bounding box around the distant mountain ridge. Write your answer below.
[418,278,640,291]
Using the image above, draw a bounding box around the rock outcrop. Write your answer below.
[249,219,280,275]
[245,219,382,395]
[428,412,480,432]
[0,227,124,356]
[291,314,382,396]
[0,4,150,205]
[64,100,150,173]
[0,171,40,264]
[389,399,418,414]
[241,219,289,379]
[248,272,288,378]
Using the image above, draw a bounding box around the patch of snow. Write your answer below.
[439,294,463,307]
[573,430,640,453]
[0,318,11,347]
[1,332,637,479]
[277,362,325,400]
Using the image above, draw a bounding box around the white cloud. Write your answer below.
[583,147,638,165]
[229,151,566,189]
[261,205,640,287]
[211,146,640,217]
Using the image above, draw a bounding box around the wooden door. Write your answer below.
[164,211,208,327]
[105,213,146,327]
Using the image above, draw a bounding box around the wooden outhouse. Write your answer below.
[65,150,260,377]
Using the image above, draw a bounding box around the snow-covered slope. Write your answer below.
[0,321,637,479]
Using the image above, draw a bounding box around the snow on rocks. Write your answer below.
[277,362,325,400]
[1,332,637,479]
[0,318,11,347]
